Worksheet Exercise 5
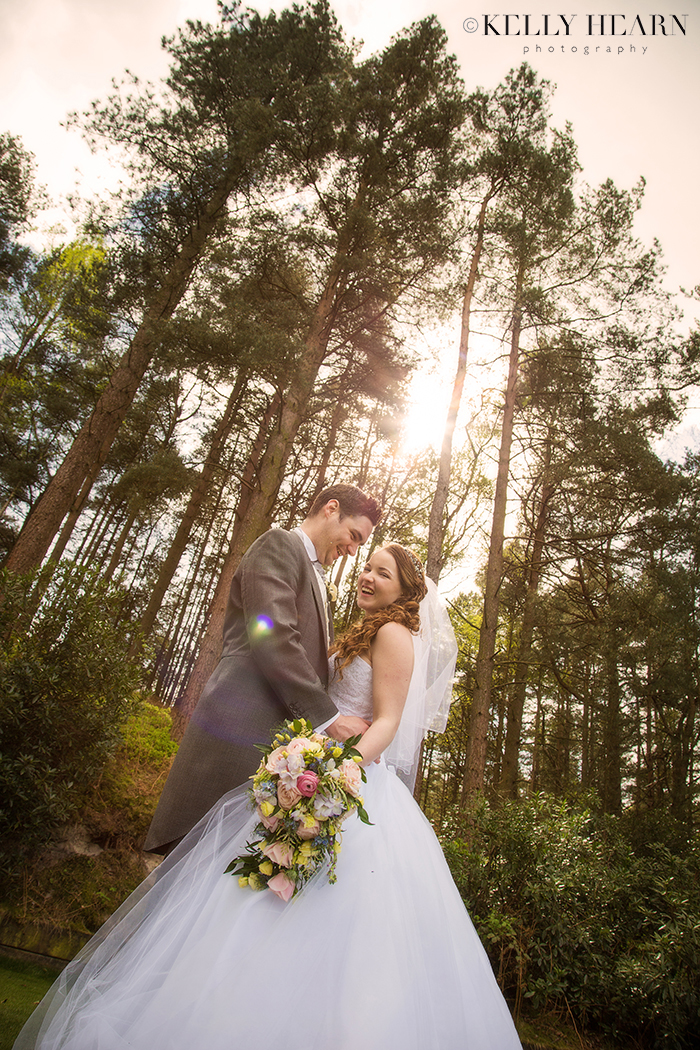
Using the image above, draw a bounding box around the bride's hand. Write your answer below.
[326,714,370,742]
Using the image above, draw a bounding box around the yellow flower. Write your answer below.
[259,860,273,876]
[352,754,362,763]
[332,746,343,758]
[238,875,249,888]
[260,800,275,817]
[248,873,265,891]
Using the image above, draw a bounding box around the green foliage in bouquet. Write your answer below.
[0,564,143,886]
[443,794,700,1050]
[226,719,371,902]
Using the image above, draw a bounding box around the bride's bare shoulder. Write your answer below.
[373,620,413,656]
[371,622,414,682]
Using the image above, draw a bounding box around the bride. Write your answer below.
[15,544,522,1050]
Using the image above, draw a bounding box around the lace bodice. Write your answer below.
[328,656,373,722]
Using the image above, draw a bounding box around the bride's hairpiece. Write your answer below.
[406,549,424,578]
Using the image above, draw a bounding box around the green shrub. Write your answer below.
[120,701,178,769]
[443,795,700,1049]
[81,700,178,850]
[6,699,178,935]
[0,564,143,884]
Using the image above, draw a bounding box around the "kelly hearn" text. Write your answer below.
[477,13,688,35]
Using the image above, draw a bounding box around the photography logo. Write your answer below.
[461,13,688,37]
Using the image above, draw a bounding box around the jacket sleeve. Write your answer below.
[238,530,338,728]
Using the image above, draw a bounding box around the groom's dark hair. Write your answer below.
[308,484,381,525]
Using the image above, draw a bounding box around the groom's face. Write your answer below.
[316,503,373,566]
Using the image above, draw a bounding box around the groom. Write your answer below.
[144,484,381,854]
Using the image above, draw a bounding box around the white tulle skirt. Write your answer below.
[15,761,522,1050]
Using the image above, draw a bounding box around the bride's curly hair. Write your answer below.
[330,544,427,676]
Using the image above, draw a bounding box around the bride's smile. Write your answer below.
[357,550,403,613]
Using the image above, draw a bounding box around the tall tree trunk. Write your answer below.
[78,496,117,567]
[70,485,110,565]
[602,639,623,814]
[492,610,517,793]
[91,509,125,572]
[4,168,241,575]
[147,475,226,686]
[306,392,349,507]
[139,371,249,639]
[669,681,697,826]
[170,390,283,735]
[462,276,524,801]
[122,515,162,615]
[426,195,489,582]
[500,442,554,798]
[581,664,592,790]
[46,472,96,565]
[103,504,139,580]
[530,674,543,792]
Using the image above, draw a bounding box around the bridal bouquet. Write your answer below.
[226,718,371,902]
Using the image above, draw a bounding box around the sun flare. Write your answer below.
[397,325,505,461]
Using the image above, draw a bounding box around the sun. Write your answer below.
[397,323,505,460]
[398,369,452,457]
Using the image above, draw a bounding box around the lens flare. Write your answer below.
[250,614,273,638]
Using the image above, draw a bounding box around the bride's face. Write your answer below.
[356,549,403,613]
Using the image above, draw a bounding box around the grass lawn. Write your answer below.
[0,955,59,1050]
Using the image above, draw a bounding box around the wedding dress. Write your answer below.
[15,657,522,1050]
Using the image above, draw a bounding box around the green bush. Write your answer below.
[443,795,700,1049]
[8,699,178,935]
[120,701,178,769]
[0,564,143,883]
[80,700,179,850]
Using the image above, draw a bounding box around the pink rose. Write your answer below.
[296,770,319,797]
[276,782,302,809]
[257,808,280,832]
[285,738,308,755]
[261,840,295,867]
[297,818,322,840]
[339,758,363,797]
[267,872,295,902]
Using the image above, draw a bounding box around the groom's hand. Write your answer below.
[326,715,370,742]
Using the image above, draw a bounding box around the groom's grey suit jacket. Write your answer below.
[144,528,338,852]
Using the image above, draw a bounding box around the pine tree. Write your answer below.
[4,2,350,574]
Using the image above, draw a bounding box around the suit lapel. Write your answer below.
[311,569,331,648]
[291,530,330,648]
